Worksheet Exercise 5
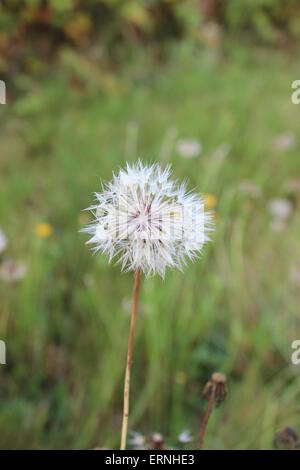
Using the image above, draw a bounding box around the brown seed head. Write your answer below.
[148,432,165,450]
[203,371,227,406]
[274,427,299,450]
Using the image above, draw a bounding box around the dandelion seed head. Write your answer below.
[82,161,212,278]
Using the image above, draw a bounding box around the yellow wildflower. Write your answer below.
[35,223,53,238]
[203,193,217,210]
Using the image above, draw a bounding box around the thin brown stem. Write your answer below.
[197,382,216,450]
[120,268,141,450]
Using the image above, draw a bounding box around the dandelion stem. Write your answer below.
[120,268,141,450]
[197,382,216,450]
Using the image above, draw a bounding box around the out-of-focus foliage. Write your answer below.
[0,1,300,450]
[225,0,300,45]
[0,39,300,448]
[0,0,183,76]
[1,0,300,77]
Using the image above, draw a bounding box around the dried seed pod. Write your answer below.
[148,432,165,450]
[203,371,227,406]
[274,427,299,450]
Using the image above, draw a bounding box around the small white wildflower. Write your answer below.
[268,198,292,220]
[0,260,27,282]
[82,161,212,278]
[128,431,145,449]
[0,229,7,254]
[178,429,193,444]
[176,139,202,158]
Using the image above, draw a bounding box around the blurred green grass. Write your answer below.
[0,42,300,449]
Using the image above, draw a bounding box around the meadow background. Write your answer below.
[0,0,300,450]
